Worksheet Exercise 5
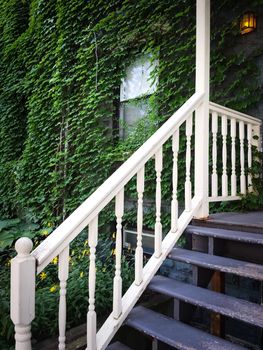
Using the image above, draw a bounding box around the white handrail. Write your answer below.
[209,101,261,125]
[32,92,204,273]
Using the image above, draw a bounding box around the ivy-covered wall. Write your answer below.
[0,0,262,223]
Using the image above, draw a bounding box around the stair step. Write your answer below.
[148,275,263,327]
[168,248,263,280]
[126,306,245,350]
[186,225,263,244]
[107,341,132,350]
[192,212,263,234]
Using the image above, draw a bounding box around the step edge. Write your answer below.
[148,275,263,328]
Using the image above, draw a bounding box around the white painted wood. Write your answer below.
[135,167,145,285]
[171,130,179,232]
[247,124,252,192]
[194,0,210,218]
[209,103,261,199]
[211,112,218,197]
[113,188,124,319]
[11,238,35,350]
[208,195,241,202]
[154,147,163,258]
[58,246,69,350]
[152,339,158,350]
[185,115,193,212]
[221,115,228,196]
[209,102,261,126]
[96,196,202,350]
[32,92,204,273]
[87,217,98,350]
[230,118,237,196]
[195,0,210,94]
[239,121,246,194]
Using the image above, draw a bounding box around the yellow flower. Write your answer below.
[41,230,49,237]
[52,256,58,265]
[111,249,116,256]
[47,222,52,227]
[39,272,47,280]
[50,285,57,293]
[112,232,116,239]
[5,259,11,266]
[82,249,90,257]
[80,271,84,278]
[84,240,88,246]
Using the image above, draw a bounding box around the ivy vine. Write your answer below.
[0,0,262,226]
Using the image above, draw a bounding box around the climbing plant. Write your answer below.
[0,0,29,216]
[1,0,263,348]
[0,0,262,225]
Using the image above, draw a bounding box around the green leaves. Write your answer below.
[0,218,39,249]
[0,0,262,225]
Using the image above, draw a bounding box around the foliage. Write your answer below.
[0,0,262,224]
[240,146,263,210]
[0,0,29,217]
[0,0,262,348]
[0,218,40,250]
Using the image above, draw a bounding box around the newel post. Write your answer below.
[11,237,36,350]
[194,0,210,218]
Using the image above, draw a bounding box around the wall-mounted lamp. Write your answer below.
[240,12,257,35]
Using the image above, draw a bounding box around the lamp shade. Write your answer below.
[240,12,256,35]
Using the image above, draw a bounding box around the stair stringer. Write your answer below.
[96,196,202,350]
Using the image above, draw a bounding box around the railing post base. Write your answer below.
[194,101,209,219]
[11,237,35,350]
[14,325,32,350]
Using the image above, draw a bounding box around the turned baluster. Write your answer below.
[58,246,69,350]
[221,115,228,197]
[230,118,237,196]
[113,188,124,319]
[185,115,192,211]
[239,121,246,194]
[154,147,163,258]
[135,167,145,285]
[211,112,218,197]
[171,130,179,232]
[247,124,252,192]
[87,216,98,350]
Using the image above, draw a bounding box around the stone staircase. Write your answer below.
[107,222,263,350]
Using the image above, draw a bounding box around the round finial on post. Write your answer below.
[15,237,33,257]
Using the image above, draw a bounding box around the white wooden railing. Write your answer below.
[208,102,261,202]
[10,92,261,350]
